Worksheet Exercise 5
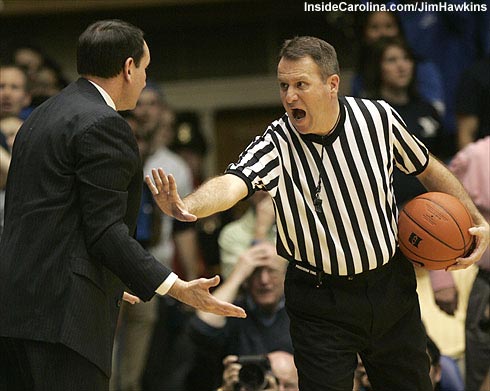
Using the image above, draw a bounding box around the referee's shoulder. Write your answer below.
[343,95,385,106]
[344,95,393,115]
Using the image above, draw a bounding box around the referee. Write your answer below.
[146,36,490,391]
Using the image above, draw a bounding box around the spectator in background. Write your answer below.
[455,56,490,150]
[354,335,443,391]
[219,192,276,280]
[0,64,31,120]
[0,143,9,194]
[449,136,490,391]
[186,193,291,391]
[426,336,443,391]
[137,85,199,281]
[0,116,22,239]
[28,59,69,109]
[0,115,23,152]
[352,11,445,117]
[112,84,200,391]
[362,36,445,205]
[172,113,235,277]
[218,351,298,391]
[393,2,487,144]
[13,44,44,83]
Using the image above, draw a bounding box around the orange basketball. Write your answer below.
[398,192,474,270]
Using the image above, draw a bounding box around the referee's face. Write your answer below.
[278,56,338,135]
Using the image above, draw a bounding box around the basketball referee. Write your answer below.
[147,36,489,391]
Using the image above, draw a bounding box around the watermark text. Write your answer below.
[304,2,488,12]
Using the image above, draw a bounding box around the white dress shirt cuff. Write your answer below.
[155,272,179,295]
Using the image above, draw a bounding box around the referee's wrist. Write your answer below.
[250,239,262,246]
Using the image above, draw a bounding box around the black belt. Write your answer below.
[290,260,394,288]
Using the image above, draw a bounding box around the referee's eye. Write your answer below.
[279,83,288,91]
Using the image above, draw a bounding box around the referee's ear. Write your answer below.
[327,74,340,95]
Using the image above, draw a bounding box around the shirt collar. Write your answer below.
[246,294,285,327]
[87,79,116,111]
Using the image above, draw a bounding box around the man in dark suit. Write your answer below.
[0,19,245,390]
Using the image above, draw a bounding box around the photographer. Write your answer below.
[218,352,298,391]
[185,194,293,390]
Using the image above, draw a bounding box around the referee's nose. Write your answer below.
[285,87,298,104]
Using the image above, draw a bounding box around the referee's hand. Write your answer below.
[145,168,197,222]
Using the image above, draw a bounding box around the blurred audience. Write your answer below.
[218,351,298,391]
[393,2,488,140]
[352,341,454,391]
[28,60,68,109]
[455,56,490,150]
[0,115,23,152]
[353,11,445,116]
[0,64,31,120]
[171,112,235,277]
[449,136,490,391]
[186,194,291,391]
[13,45,44,82]
[362,36,445,205]
[219,192,276,279]
[0,146,10,232]
[0,104,23,241]
[426,336,443,391]
[111,84,199,391]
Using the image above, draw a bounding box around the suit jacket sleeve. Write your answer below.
[76,114,171,301]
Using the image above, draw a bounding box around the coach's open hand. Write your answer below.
[145,168,197,222]
[168,276,247,318]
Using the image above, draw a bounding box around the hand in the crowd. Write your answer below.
[231,241,279,283]
[220,355,278,391]
[254,195,275,241]
[433,287,458,316]
[220,355,241,391]
[447,221,490,271]
[145,167,196,222]
[167,276,246,318]
[123,292,141,304]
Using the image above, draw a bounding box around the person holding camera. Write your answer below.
[185,195,293,390]
[218,351,298,391]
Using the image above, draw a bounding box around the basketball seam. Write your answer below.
[402,201,465,251]
[414,198,472,250]
[398,238,457,263]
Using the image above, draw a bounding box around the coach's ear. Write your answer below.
[123,57,134,81]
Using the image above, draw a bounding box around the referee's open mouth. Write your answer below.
[292,108,306,121]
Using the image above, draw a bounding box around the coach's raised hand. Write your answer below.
[145,168,197,222]
[168,275,247,318]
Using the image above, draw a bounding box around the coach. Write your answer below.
[0,19,244,390]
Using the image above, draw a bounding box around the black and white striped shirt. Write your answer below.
[226,96,429,276]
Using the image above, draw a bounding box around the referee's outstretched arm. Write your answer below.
[146,168,248,220]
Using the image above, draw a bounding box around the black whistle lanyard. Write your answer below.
[314,141,325,214]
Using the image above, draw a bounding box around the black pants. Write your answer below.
[0,337,108,391]
[285,251,432,391]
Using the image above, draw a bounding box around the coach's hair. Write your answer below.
[279,36,340,80]
[77,19,145,78]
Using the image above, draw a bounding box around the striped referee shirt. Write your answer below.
[225,96,429,276]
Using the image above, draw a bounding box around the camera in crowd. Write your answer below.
[234,355,273,391]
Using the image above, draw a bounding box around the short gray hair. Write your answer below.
[279,36,340,80]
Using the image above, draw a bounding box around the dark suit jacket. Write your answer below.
[0,78,172,376]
